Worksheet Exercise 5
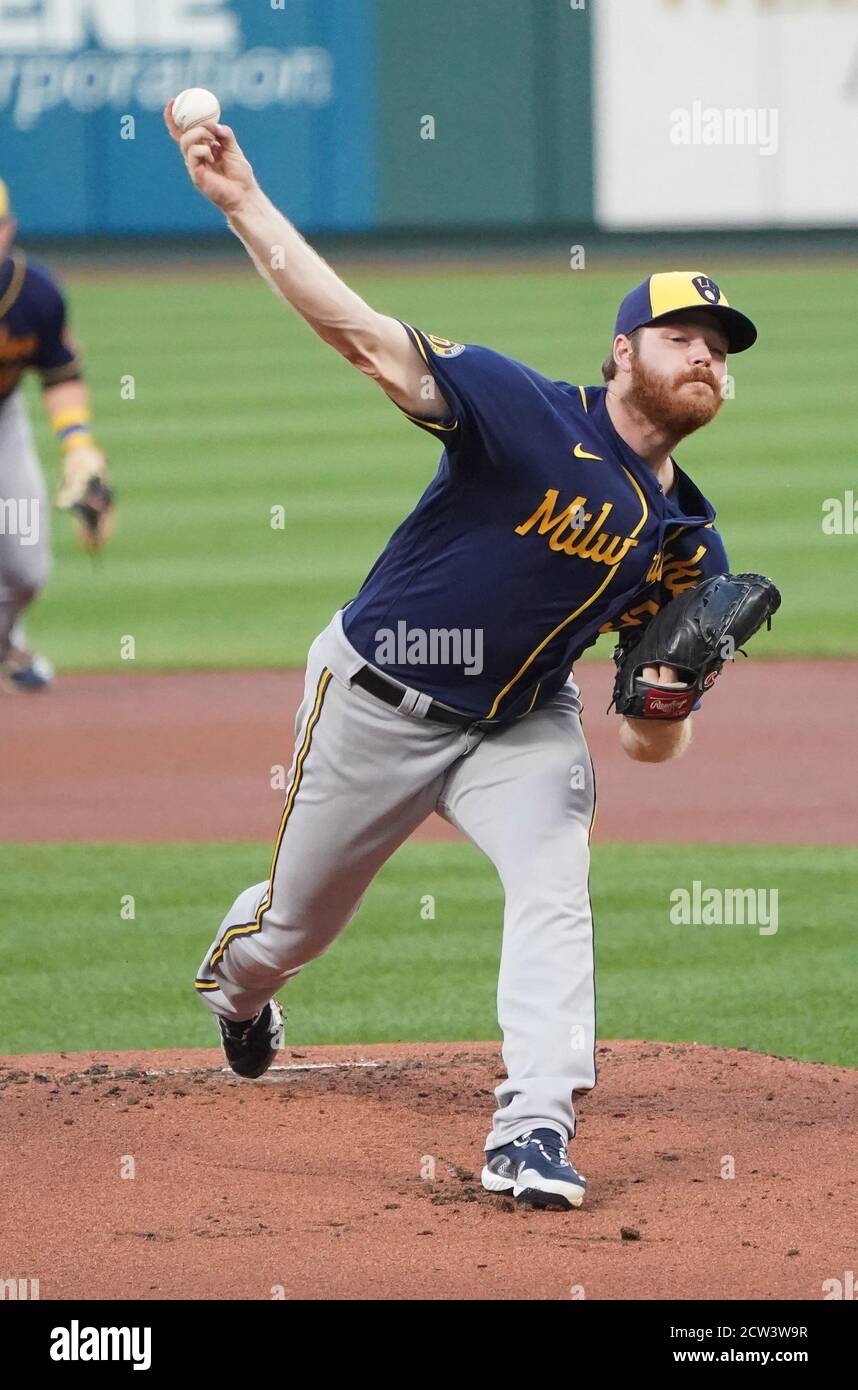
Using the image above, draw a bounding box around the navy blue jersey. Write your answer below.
[0,252,81,402]
[342,326,728,722]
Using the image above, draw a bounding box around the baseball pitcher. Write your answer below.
[0,178,115,691]
[166,108,778,1210]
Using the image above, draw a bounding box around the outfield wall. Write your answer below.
[0,0,854,237]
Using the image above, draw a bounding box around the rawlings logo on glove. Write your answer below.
[611,572,782,721]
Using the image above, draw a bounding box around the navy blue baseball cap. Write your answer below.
[615,272,757,353]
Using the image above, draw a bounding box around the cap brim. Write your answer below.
[649,303,757,353]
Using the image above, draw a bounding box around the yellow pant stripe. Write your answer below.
[205,667,333,975]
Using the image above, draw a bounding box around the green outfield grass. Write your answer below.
[2,841,855,1066]
[20,259,854,670]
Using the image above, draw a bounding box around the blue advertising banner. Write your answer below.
[0,0,376,235]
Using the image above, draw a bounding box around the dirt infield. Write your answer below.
[1,659,854,843]
[4,660,853,1302]
[2,1040,854,1301]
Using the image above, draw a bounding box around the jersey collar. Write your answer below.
[591,386,715,526]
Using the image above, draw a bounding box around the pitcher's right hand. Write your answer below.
[164,102,257,215]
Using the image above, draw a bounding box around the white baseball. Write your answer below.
[172,88,221,132]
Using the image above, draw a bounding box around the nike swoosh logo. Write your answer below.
[573,443,603,460]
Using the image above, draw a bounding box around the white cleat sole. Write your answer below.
[481,1164,586,1209]
[481,1165,516,1194]
[514,1166,586,1208]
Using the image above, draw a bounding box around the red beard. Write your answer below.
[627,357,724,437]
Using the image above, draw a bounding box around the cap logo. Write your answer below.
[691,275,721,305]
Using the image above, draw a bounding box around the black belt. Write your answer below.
[351,664,485,729]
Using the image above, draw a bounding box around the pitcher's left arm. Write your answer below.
[613,522,729,763]
[615,566,781,761]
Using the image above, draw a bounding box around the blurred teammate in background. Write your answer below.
[0,177,114,692]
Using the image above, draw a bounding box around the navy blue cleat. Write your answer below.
[217,999,284,1078]
[1,650,54,692]
[481,1127,587,1210]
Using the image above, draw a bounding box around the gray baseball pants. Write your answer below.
[0,391,51,661]
[195,609,597,1150]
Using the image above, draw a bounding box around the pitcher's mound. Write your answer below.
[2,1040,854,1301]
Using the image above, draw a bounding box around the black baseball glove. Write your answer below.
[610,572,781,720]
[70,475,116,550]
